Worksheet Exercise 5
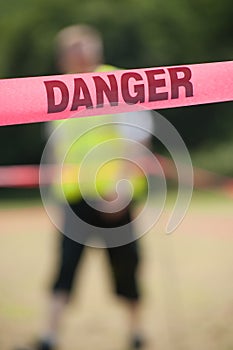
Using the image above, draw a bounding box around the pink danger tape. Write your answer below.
[0,165,40,187]
[1,161,233,197]
[0,61,232,126]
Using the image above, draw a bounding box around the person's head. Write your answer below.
[55,24,103,74]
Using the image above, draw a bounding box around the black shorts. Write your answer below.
[52,199,140,301]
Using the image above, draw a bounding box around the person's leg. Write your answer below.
[107,241,144,349]
[36,197,102,350]
[41,234,84,346]
[40,198,98,348]
[39,234,84,349]
[127,300,145,350]
[39,292,67,349]
[102,206,144,349]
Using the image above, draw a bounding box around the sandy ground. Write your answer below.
[0,191,233,350]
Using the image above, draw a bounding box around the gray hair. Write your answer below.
[55,24,103,64]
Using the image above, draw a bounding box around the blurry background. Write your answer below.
[0,0,232,174]
[0,1,233,350]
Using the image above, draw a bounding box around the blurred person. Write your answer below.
[18,25,154,350]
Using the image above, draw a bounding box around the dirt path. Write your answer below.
[0,194,233,350]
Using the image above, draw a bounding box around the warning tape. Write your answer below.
[0,160,232,198]
[0,61,232,126]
